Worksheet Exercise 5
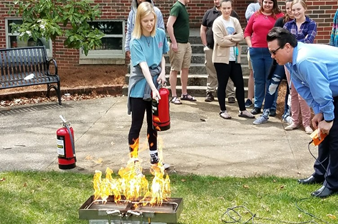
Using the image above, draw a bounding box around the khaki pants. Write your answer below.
[169,43,192,71]
[204,46,234,97]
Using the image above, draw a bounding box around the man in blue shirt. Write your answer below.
[267,27,338,198]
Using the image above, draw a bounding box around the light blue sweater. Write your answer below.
[124,0,165,52]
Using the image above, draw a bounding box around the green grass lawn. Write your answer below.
[0,171,337,224]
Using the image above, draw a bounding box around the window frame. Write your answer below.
[5,18,53,58]
[79,20,125,61]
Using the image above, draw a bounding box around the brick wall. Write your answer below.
[302,0,338,43]
[0,0,336,74]
[0,1,11,48]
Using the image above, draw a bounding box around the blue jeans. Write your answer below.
[263,64,290,116]
[250,47,274,109]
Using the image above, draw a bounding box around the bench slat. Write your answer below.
[0,46,61,104]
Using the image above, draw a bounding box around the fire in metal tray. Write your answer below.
[79,195,183,223]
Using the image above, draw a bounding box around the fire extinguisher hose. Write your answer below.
[65,124,76,162]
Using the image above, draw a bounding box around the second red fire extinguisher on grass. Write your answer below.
[56,115,76,169]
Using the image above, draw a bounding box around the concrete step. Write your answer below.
[164,52,248,65]
[164,63,249,76]
[191,44,204,53]
[122,84,250,98]
[129,60,249,75]
[165,53,205,64]
[125,73,209,86]
[127,61,249,75]
[187,35,202,44]
[125,67,250,93]
[190,43,249,56]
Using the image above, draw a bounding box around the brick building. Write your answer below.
[0,0,337,76]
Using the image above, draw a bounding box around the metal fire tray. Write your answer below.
[79,195,183,224]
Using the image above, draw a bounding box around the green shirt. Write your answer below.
[170,1,190,43]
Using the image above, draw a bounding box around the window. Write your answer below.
[79,20,125,64]
[5,18,53,58]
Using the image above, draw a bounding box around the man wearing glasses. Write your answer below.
[267,27,338,198]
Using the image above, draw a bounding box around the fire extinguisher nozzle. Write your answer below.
[59,115,67,123]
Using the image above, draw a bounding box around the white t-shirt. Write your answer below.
[221,18,236,61]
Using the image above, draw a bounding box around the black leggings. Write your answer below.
[214,62,245,111]
[128,98,157,154]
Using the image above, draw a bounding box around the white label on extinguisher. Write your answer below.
[57,139,65,156]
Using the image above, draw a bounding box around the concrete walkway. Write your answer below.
[0,96,317,178]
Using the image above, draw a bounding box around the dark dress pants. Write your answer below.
[314,96,338,190]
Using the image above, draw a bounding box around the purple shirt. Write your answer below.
[283,16,317,43]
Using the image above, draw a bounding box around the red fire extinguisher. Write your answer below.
[152,83,170,131]
[56,115,76,169]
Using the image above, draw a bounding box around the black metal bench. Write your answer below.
[0,46,61,104]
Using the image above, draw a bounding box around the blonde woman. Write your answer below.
[212,0,254,119]
[127,2,169,167]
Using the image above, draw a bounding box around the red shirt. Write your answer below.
[244,12,284,48]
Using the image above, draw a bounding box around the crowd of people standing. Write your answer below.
[125,0,338,194]
[126,0,336,126]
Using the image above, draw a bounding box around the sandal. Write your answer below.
[171,96,182,105]
[219,111,231,119]
[181,94,196,101]
[238,110,255,119]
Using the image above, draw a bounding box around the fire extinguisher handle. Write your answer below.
[154,96,159,103]
[157,80,167,89]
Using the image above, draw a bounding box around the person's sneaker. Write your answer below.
[251,107,261,115]
[150,154,159,164]
[285,122,299,130]
[205,92,214,102]
[245,99,253,108]
[305,126,313,134]
[283,115,293,125]
[150,162,170,170]
[219,110,231,119]
[150,153,170,170]
[228,97,236,103]
[163,163,170,170]
[269,109,276,117]
[253,115,269,125]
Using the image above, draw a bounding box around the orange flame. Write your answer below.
[129,138,139,159]
[140,164,171,205]
[153,116,161,131]
[93,170,102,201]
[92,137,170,205]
